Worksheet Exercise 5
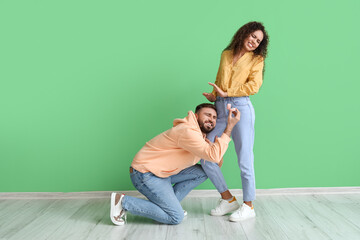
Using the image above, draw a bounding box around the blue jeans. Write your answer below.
[121,164,207,224]
[201,96,256,201]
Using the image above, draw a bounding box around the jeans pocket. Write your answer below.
[130,170,149,189]
[141,172,154,183]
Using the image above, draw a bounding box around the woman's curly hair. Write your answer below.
[225,21,269,59]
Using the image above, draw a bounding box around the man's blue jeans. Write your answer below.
[121,164,207,224]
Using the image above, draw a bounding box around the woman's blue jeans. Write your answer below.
[201,96,256,201]
[121,164,207,224]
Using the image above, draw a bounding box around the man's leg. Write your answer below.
[121,169,184,225]
[170,164,208,202]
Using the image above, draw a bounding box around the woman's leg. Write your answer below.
[227,97,256,222]
[200,99,229,194]
[200,98,240,216]
[231,97,256,202]
[200,118,229,194]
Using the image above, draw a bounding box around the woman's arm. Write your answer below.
[202,92,216,102]
[208,82,228,97]
[203,52,225,102]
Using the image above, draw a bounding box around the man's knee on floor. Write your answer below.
[168,209,184,225]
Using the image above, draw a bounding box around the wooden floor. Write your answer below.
[0,192,359,240]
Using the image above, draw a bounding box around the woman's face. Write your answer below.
[243,30,264,52]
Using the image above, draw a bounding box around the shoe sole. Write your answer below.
[210,204,240,216]
[110,192,125,226]
[229,214,256,222]
[211,212,231,216]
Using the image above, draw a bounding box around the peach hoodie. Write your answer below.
[131,111,231,178]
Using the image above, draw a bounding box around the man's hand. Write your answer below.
[202,92,216,102]
[223,106,241,137]
[208,82,228,98]
[227,107,241,128]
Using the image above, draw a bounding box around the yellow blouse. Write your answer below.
[212,50,264,97]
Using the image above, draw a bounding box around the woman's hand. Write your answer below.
[202,92,216,102]
[208,82,228,98]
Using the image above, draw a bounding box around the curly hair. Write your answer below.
[225,21,269,59]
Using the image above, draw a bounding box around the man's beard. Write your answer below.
[199,121,214,134]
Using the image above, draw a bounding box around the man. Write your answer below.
[110,103,240,225]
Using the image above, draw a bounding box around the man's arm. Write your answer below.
[178,108,240,163]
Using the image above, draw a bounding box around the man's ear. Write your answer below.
[195,113,199,120]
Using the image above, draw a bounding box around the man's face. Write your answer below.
[195,107,217,134]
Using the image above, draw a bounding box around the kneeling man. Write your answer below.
[110,103,240,225]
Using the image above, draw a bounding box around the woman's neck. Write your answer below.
[237,48,248,58]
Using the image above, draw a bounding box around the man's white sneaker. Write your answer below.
[210,197,240,216]
[110,192,127,226]
[229,203,256,222]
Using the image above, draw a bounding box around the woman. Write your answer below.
[201,21,269,222]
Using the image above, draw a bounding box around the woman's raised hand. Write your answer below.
[208,82,228,98]
[202,92,216,102]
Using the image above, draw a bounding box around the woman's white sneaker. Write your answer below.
[229,203,256,222]
[210,197,240,216]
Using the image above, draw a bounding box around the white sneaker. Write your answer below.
[110,192,127,226]
[184,210,188,217]
[210,197,240,216]
[229,203,256,221]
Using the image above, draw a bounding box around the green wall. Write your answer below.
[1,0,359,192]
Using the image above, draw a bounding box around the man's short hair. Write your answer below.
[195,103,217,113]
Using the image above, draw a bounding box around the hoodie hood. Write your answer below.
[173,111,200,129]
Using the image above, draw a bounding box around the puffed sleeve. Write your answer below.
[227,56,264,97]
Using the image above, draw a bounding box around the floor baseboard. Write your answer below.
[0,187,359,199]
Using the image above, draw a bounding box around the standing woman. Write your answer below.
[202,21,269,221]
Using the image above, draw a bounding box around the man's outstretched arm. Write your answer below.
[178,108,240,163]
